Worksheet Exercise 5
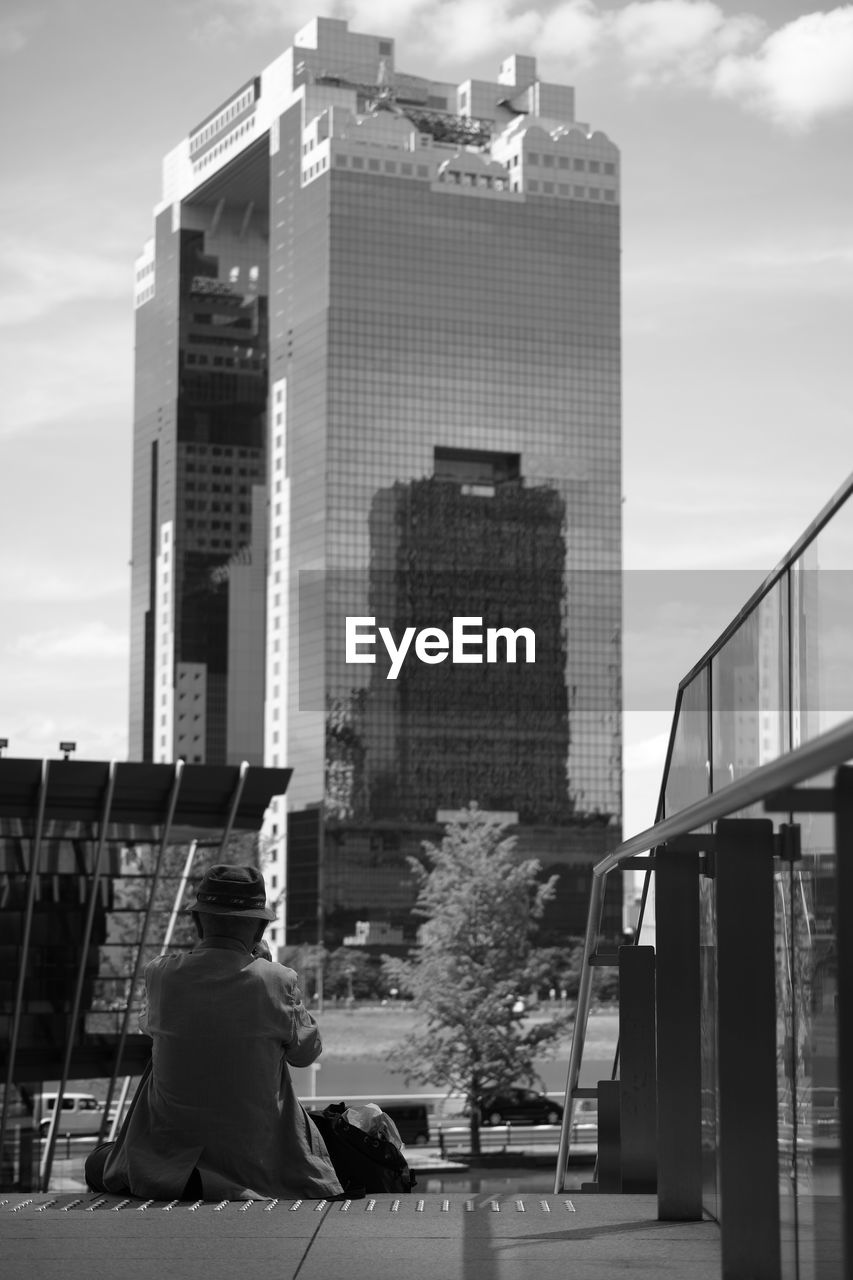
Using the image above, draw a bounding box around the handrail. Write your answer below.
[553,713,853,1193]
[675,471,852,696]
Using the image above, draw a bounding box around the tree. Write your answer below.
[388,804,564,1154]
[527,941,620,1005]
[324,947,386,1001]
[279,944,328,1003]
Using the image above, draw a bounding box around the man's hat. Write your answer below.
[188,864,276,920]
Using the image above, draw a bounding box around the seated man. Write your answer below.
[86,864,342,1201]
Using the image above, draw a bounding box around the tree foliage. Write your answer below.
[388,804,565,1153]
[278,944,391,1002]
[527,942,620,1005]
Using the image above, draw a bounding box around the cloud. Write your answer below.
[4,712,129,763]
[200,0,602,68]
[191,0,330,42]
[0,11,41,56]
[10,622,130,661]
[611,0,762,86]
[607,3,853,130]
[719,242,853,297]
[0,310,131,436]
[0,562,128,604]
[0,235,130,326]
[623,729,670,770]
[714,7,853,130]
[535,1,607,67]
[728,246,853,271]
[420,0,540,64]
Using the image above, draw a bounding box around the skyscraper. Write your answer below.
[129,16,622,953]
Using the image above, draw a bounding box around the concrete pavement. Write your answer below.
[1,1190,722,1280]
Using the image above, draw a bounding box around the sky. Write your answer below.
[1,0,851,838]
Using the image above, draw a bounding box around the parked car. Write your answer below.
[779,1083,840,1153]
[806,1086,840,1141]
[569,1097,598,1144]
[33,1092,107,1136]
[794,1086,841,1149]
[477,1088,563,1127]
[382,1104,430,1146]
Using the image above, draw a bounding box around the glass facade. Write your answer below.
[130,18,623,951]
[130,141,270,770]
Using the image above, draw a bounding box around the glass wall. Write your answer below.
[664,668,710,819]
[654,475,852,1278]
[775,785,840,1279]
[710,575,789,808]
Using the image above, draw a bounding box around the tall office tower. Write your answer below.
[129,16,622,953]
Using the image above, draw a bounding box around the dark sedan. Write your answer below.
[478,1088,563,1127]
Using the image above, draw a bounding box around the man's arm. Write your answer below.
[137,959,155,1036]
[138,954,177,1037]
[275,968,324,1067]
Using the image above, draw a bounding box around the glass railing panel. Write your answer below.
[666,667,715,1208]
[710,573,790,812]
[775,792,841,1279]
[791,537,853,757]
[664,667,710,819]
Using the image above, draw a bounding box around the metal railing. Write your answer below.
[554,713,853,1193]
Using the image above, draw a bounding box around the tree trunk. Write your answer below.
[469,1072,481,1156]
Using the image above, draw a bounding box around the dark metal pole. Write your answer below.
[655,848,702,1218]
[619,945,657,1193]
[0,760,50,1175]
[835,766,853,1280]
[218,761,249,853]
[98,760,185,1141]
[716,818,780,1280]
[554,871,607,1193]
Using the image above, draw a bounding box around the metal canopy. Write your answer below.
[0,756,293,1184]
[0,758,292,830]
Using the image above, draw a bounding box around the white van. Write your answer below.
[34,1092,106,1136]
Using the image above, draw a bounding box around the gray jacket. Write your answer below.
[102,937,342,1200]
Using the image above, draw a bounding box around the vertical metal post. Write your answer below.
[99,760,184,1140]
[716,818,780,1280]
[554,869,607,1193]
[101,839,199,1140]
[835,767,853,1280]
[0,760,50,1175]
[218,760,249,853]
[619,945,657,1192]
[595,1080,622,1192]
[317,805,325,960]
[160,840,197,955]
[40,763,117,1191]
[655,848,703,1218]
